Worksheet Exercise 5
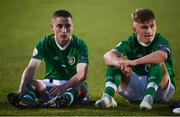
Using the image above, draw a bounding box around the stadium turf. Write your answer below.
[0,0,180,116]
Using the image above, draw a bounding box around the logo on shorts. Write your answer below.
[67,56,76,65]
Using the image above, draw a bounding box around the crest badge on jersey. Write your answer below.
[32,48,38,56]
[67,56,76,65]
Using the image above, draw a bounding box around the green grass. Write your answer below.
[0,0,180,116]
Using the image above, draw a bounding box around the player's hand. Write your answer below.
[115,60,137,68]
[120,64,132,78]
[115,60,132,78]
[49,86,65,97]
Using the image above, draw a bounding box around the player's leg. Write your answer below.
[154,63,175,102]
[140,64,163,110]
[104,66,121,97]
[30,79,52,102]
[78,82,89,105]
[42,87,78,108]
[20,79,52,107]
[54,82,89,107]
[95,66,121,108]
[18,79,55,107]
[118,72,147,102]
[56,87,79,107]
[31,79,46,92]
[7,80,42,108]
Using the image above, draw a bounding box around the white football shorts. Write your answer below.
[117,72,175,102]
[37,79,68,91]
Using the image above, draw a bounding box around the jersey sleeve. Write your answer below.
[153,38,171,57]
[77,40,89,64]
[32,38,45,60]
[115,40,131,56]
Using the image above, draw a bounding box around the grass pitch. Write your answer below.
[0,0,180,116]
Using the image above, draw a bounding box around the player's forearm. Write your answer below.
[61,72,86,92]
[61,63,88,92]
[134,50,167,65]
[18,67,35,93]
[18,59,41,93]
[104,51,122,67]
[104,56,118,66]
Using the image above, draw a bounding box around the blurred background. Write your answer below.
[0,0,180,116]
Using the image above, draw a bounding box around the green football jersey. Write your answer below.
[115,33,175,86]
[32,34,89,80]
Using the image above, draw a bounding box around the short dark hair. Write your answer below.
[52,10,72,19]
[132,8,155,23]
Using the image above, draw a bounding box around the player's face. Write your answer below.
[133,19,156,45]
[51,16,73,46]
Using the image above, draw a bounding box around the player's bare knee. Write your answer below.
[31,80,46,91]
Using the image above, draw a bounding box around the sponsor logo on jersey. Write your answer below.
[67,56,76,65]
[32,48,38,56]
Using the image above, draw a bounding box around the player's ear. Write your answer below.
[132,26,136,33]
[50,23,54,32]
[132,21,137,33]
[71,24,74,31]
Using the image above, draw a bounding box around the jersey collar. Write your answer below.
[137,36,151,47]
[54,36,71,50]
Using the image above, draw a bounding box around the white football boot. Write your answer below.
[95,93,117,108]
[173,107,180,114]
[140,94,153,110]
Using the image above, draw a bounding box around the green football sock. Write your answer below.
[104,87,115,97]
[145,64,163,98]
[104,66,121,97]
[64,88,78,105]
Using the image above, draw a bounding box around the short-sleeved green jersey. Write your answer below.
[32,34,89,80]
[115,33,175,86]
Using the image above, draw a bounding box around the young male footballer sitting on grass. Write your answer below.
[95,8,175,110]
[7,9,89,108]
